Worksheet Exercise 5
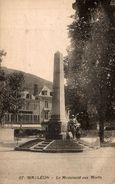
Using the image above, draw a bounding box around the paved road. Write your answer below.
[0,145,115,184]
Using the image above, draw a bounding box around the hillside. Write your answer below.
[3,67,52,94]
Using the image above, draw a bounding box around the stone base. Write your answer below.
[15,139,85,153]
[46,121,63,139]
[44,139,84,153]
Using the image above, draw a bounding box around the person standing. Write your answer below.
[67,115,76,139]
[75,118,81,141]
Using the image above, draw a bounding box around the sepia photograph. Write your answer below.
[0,0,115,184]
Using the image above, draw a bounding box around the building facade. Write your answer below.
[4,85,52,128]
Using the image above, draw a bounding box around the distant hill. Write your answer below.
[3,67,52,94]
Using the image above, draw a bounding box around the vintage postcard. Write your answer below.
[0,0,115,184]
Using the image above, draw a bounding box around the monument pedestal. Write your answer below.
[47,121,62,139]
[47,52,67,139]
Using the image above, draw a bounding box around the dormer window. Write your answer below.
[26,94,31,99]
[50,92,53,96]
[42,90,47,95]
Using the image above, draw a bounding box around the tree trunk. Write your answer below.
[99,120,104,143]
[98,111,105,143]
[0,111,4,127]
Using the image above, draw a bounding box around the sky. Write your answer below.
[0,0,74,81]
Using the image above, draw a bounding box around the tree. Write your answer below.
[66,0,115,142]
[6,72,25,113]
[0,71,25,124]
[0,50,7,124]
[0,50,7,69]
[0,50,25,125]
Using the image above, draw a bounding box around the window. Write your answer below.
[50,92,53,96]
[45,101,48,108]
[45,111,48,120]
[42,90,47,95]
[26,94,31,99]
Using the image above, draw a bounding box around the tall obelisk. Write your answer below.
[47,51,67,139]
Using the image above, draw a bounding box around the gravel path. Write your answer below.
[0,143,115,184]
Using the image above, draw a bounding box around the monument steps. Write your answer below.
[15,139,53,152]
[15,138,43,151]
[15,138,92,152]
[32,140,52,152]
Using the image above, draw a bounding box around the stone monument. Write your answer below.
[47,51,67,139]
